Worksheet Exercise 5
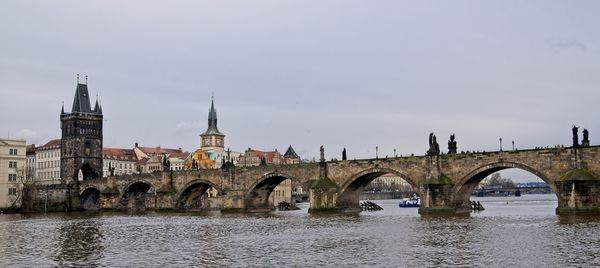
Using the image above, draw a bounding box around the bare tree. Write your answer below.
[7,167,32,210]
[483,173,515,188]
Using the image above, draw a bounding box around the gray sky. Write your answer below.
[1,1,599,182]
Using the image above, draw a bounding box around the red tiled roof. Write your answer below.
[168,152,190,159]
[137,146,183,155]
[37,139,61,151]
[103,148,138,161]
[247,149,282,163]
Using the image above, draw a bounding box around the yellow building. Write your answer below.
[186,148,215,170]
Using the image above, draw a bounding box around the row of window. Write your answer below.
[65,125,100,136]
[38,171,60,180]
[9,149,18,155]
[38,151,59,159]
[272,190,288,198]
[203,138,223,146]
[104,162,133,169]
[38,160,59,169]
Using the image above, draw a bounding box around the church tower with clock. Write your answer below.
[199,97,225,153]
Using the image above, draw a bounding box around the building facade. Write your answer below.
[238,148,284,167]
[0,139,27,210]
[26,145,35,182]
[102,148,138,177]
[35,139,62,185]
[133,144,188,173]
[60,81,103,184]
[270,179,293,206]
[370,173,412,192]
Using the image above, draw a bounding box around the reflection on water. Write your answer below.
[1,195,599,267]
[55,217,104,267]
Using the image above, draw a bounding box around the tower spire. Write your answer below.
[61,101,65,114]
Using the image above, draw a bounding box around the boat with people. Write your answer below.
[398,195,420,208]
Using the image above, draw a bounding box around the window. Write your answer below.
[9,149,17,155]
[8,188,17,195]
[8,161,17,168]
[8,174,17,182]
[85,141,91,156]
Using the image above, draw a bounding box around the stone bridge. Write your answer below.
[77,146,600,215]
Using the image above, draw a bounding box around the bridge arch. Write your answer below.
[245,172,301,210]
[452,161,557,207]
[175,179,221,211]
[119,180,156,211]
[337,167,421,208]
[80,186,101,210]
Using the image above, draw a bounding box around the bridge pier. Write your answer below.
[555,169,600,214]
[221,189,248,213]
[308,162,343,213]
[418,175,460,215]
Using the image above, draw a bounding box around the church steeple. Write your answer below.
[200,96,225,152]
[203,96,223,136]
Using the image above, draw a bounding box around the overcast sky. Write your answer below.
[1,1,599,181]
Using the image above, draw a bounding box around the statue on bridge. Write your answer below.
[342,148,347,161]
[427,132,440,156]
[573,125,579,147]
[582,128,590,147]
[448,133,457,154]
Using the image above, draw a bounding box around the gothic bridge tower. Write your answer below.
[60,77,103,185]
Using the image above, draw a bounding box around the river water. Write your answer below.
[1,194,599,267]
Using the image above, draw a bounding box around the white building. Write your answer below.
[103,148,138,177]
[0,139,27,210]
[35,139,62,185]
[26,144,36,181]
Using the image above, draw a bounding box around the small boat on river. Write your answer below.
[398,197,420,208]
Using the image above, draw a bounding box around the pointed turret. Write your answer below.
[93,97,102,114]
[71,83,93,113]
[61,102,65,115]
[284,145,299,159]
[202,97,223,136]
